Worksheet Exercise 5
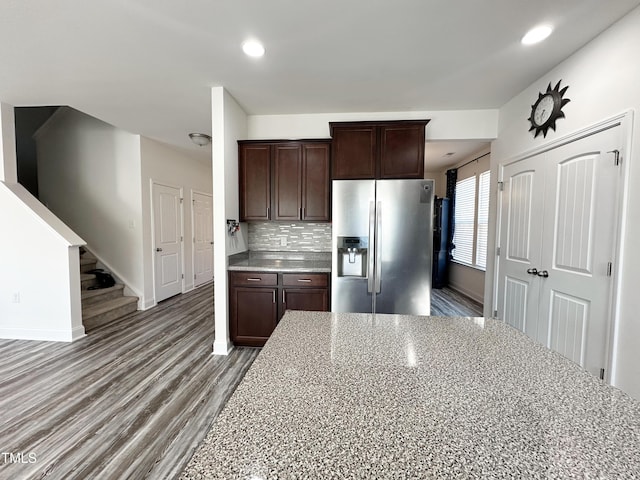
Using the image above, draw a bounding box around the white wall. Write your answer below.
[140,137,213,308]
[212,87,248,355]
[34,107,146,305]
[424,170,446,199]
[0,181,86,341]
[248,109,498,141]
[487,6,640,399]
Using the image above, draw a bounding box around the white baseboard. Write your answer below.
[140,298,157,310]
[0,325,86,342]
[447,282,484,304]
[213,339,233,356]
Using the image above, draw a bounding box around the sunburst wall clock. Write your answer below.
[527,80,570,138]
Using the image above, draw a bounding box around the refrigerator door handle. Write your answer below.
[375,200,382,294]
[367,201,375,293]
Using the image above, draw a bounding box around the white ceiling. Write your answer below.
[1,0,639,161]
[425,141,489,171]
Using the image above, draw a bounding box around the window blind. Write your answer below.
[476,170,491,268]
[452,176,476,265]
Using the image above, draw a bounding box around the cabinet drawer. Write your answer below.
[230,272,278,286]
[282,273,328,287]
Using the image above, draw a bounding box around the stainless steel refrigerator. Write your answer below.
[331,179,434,315]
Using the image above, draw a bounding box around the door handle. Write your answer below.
[156,247,163,252]
[374,200,382,294]
[367,201,375,293]
[537,270,549,278]
[526,268,538,275]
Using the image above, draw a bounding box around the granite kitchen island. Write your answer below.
[181,311,640,479]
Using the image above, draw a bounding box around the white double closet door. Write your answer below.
[497,125,622,378]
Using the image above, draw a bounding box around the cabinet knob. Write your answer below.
[156,247,163,252]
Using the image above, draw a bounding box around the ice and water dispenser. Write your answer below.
[336,236,368,277]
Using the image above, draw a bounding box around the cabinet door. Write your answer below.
[301,142,331,221]
[330,125,377,179]
[379,123,425,179]
[282,288,329,316]
[239,143,271,221]
[273,143,302,221]
[230,286,278,347]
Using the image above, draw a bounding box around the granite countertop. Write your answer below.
[182,312,640,479]
[227,251,331,273]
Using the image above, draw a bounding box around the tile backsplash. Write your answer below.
[248,222,332,252]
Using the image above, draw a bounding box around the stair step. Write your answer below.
[81,273,97,290]
[83,296,138,332]
[80,256,98,273]
[81,284,125,307]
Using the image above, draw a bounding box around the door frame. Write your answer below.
[151,180,185,302]
[191,189,214,287]
[493,111,632,382]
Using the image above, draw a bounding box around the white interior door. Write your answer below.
[192,191,214,287]
[153,183,183,302]
[496,125,622,378]
[537,127,621,377]
[497,156,545,339]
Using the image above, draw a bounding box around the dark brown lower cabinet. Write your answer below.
[229,271,330,347]
[231,287,278,346]
[281,273,329,314]
[282,288,329,312]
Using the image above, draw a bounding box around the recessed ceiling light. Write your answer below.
[522,25,553,45]
[242,40,265,57]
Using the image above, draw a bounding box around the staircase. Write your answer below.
[80,251,138,332]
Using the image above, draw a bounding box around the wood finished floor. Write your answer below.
[0,283,259,480]
[431,286,484,317]
[0,284,478,480]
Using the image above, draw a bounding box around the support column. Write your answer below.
[212,87,248,355]
[0,102,17,183]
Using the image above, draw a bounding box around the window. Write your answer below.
[452,170,490,269]
[452,177,475,265]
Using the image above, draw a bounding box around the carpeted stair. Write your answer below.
[80,251,138,332]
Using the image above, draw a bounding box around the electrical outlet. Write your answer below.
[280,237,287,247]
[12,292,20,303]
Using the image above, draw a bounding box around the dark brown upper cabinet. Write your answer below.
[239,140,331,222]
[273,143,302,221]
[329,120,429,180]
[300,143,331,221]
[239,143,271,221]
